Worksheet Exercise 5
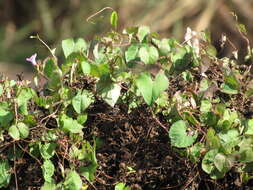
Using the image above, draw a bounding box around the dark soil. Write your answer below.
[83,102,253,190]
[2,75,253,190]
[3,101,253,190]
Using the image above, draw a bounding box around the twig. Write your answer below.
[40,102,62,124]
[17,142,42,165]
[13,143,19,190]
[86,7,114,23]
[30,34,56,58]
[14,100,18,125]
[180,171,199,190]
[86,178,97,190]
[152,113,168,133]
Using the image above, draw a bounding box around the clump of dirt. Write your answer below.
[82,101,253,189]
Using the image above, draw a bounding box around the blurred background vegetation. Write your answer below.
[1,0,253,80]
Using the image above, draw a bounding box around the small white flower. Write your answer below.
[184,27,200,56]
[26,53,37,66]
[184,27,194,42]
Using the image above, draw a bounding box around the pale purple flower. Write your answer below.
[26,53,37,66]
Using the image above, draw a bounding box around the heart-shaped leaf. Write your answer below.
[152,72,169,101]
[135,72,153,105]
[139,45,159,64]
[169,120,197,148]
[137,26,150,42]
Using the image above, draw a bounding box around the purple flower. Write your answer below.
[26,53,37,66]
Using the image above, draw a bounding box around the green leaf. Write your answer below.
[220,73,240,95]
[202,30,211,42]
[171,47,192,72]
[74,38,87,52]
[125,45,139,62]
[218,129,239,153]
[0,84,3,96]
[110,11,118,28]
[72,90,94,114]
[79,164,97,182]
[16,87,36,115]
[242,162,253,173]
[189,143,203,163]
[60,114,84,134]
[62,52,85,74]
[8,125,20,140]
[202,149,218,174]
[43,59,62,90]
[139,45,159,64]
[214,153,232,173]
[69,145,81,160]
[158,38,174,55]
[93,44,107,64]
[209,168,226,180]
[199,78,210,92]
[236,23,247,35]
[139,46,150,64]
[0,160,11,188]
[182,71,193,81]
[137,26,150,42]
[206,128,221,149]
[103,83,121,107]
[225,73,240,88]
[135,72,153,105]
[9,122,29,140]
[42,159,55,182]
[63,170,82,190]
[80,61,91,75]
[200,99,212,113]
[42,130,58,141]
[206,45,217,57]
[183,112,199,126]
[216,109,239,131]
[41,182,56,190]
[245,119,253,135]
[39,143,57,159]
[96,76,121,107]
[79,141,98,182]
[240,147,253,163]
[44,58,56,78]
[0,109,13,127]
[169,120,197,148]
[77,113,88,125]
[90,63,110,77]
[17,122,29,139]
[123,26,138,35]
[115,183,131,190]
[18,103,28,115]
[62,38,75,58]
[152,72,169,101]
[215,104,226,116]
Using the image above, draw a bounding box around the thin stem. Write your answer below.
[30,34,56,58]
[86,7,114,23]
[13,143,19,190]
